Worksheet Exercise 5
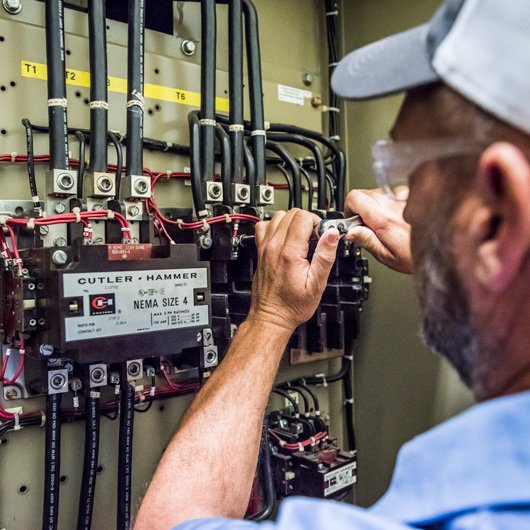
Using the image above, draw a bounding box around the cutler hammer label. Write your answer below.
[63,268,208,341]
[323,461,357,497]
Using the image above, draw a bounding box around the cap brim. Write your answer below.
[332,24,439,100]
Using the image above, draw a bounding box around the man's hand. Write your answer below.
[249,208,340,332]
[344,188,413,274]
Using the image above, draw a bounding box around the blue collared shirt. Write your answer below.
[176,390,530,530]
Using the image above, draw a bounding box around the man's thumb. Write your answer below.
[310,228,340,282]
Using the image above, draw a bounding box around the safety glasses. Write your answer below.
[371,138,488,200]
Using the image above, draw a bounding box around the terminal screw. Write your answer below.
[54,202,67,214]
[127,205,140,217]
[57,172,75,192]
[237,187,249,202]
[134,179,149,195]
[52,250,68,265]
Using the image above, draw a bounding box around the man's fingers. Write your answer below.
[308,228,340,288]
[284,210,321,253]
[344,226,387,257]
[268,208,299,246]
[255,221,269,247]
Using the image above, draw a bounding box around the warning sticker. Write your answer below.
[63,268,209,342]
[20,60,230,112]
[323,461,357,496]
[278,84,310,106]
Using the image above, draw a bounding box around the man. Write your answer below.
[135,0,530,528]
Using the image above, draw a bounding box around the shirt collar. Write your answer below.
[370,389,530,525]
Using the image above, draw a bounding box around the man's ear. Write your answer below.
[472,142,530,292]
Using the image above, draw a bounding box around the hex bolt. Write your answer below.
[3,0,22,14]
[54,202,67,214]
[97,176,113,193]
[127,205,140,217]
[39,225,50,236]
[57,173,74,191]
[237,187,249,201]
[40,344,54,356]
[209,184,222,200]
[50,373,66,391]
[52,249,68,265]
[181,39,196,56]
[134,179,149,195]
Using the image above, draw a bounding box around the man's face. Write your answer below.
[393,93,479,388]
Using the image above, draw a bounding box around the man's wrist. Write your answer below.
[244,312,296,339]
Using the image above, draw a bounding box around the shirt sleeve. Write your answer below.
[174,497,415,530]
[437,507,530,530]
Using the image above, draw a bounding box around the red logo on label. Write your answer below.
[89,294,116,316]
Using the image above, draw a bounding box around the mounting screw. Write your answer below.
[54,202,66,214]
[311,96,322,108]
[52,249,68,265]
[3,0,22,15]
[53,237,67,248]
[127,205,140,217]
[39,225,49,236]
[302,72,314,87]
[40,344,54,356]
[181,39,196,56]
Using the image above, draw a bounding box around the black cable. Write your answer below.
[249,438,275,521]
[266,141,302,208]
[272,388,299,417]
[243,141,257,206]
[88,0,109,173]
[325,170,336,210]
[134,399,153,413]
[108,131,123,200]
[267,132,326,210]
[278,385,309,415]
[42,392,62,530]
[125,0,145,177]
[75,131,87,198]
[188,111,207,217]
[21,119,40,211]
[117,373,135,530]
[215,123,232,206]
[200,0,217,185]
[267,122,345,210]
[76,390,101,530]
[228,0,245,186]
[242,0,266,186]
[297,383,319,413]
[45,0,69,171]
[275,164,293,210]
[299,166,314,211]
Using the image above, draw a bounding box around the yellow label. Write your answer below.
[20,60,229,112]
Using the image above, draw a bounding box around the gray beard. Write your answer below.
[414,224,480,390]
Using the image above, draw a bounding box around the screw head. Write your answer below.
[27,282,35,291]
[262,187,273,201]
[237,187,249,201]
[57,173,74,191]
[50,373,66,390]
[54,202,67,214]
[3,0,21,14]
[5,388,19,400]
[199,235,213,249]
[302,72,314,87]
[40,344,54,356]
[52,249,68,265]
[39,225,50,236]
[209,184,222,200]
[28,318,37,327]
[53,237,67,248]
[134,178,149,195]
[97,176,113,193]
[181,39,196,56]
[127,205,140,217]
[90,367,105,384]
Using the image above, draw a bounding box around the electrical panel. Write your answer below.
[0,1,369,528]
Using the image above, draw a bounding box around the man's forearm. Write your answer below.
[134,318,292,530]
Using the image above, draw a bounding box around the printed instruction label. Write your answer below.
[63,268,209,342]
[21,60,230,112]
[278,84,308,106]
[323,461,357,496]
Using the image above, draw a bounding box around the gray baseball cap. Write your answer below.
[332,0,530,135]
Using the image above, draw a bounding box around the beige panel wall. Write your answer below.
[339,0,474,507]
